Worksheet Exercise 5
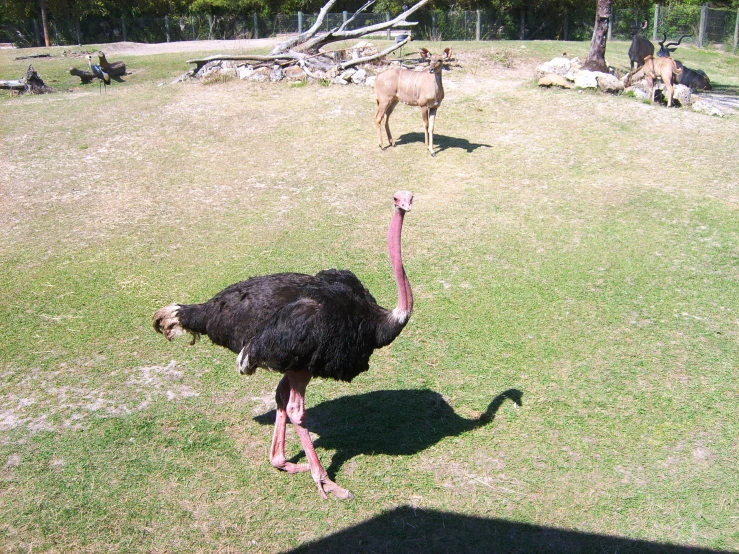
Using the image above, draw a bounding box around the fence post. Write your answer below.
[432,11,437,39]
[386,12,391,39]
[652,4,659,41]
[253,13,259,39]
[343,10,348,25]
[698,3,708,47]
[121,18,127,41]
[75,19,81,45]
[165,15,170,42]
[298,11,302,33]
[733,7,738,53]
[607,16,612,41]
[519,9,525,40]
[564,9,569,41]
[476,9,481,41]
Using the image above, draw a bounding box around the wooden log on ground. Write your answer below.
[70,67,96,83]
[97,52,126,77]
[0,79,24,90]
[1,65,52,93]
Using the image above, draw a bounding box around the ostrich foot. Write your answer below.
[316,474,354,500]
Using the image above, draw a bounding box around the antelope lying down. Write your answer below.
[625,55,682,107]
[374,48,451,156]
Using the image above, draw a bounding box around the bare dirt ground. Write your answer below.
[99,38,281,56]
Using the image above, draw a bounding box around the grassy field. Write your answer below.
[1,39,738,553]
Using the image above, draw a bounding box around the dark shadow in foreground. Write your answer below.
[395,131,492,152]
[255,388,521,477]
[282,506,730,554]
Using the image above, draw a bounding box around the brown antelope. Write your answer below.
[374,47,451,156]
[625,55,682,107]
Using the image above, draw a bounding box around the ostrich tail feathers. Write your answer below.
[153,303,201,344]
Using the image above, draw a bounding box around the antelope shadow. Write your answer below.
[254,388,522,477]
[396,132,492,153]
[283,505,730,554]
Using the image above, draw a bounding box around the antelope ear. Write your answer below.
[419,48,430,58]
[443,47,452,59]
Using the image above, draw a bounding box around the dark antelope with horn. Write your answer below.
[628,20,654,70]
[657,31,694,57]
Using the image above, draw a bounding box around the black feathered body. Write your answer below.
[173,270,406,382]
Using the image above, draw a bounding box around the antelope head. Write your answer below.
[657,31,694,57]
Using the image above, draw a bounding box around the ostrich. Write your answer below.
[153,191,414,499]
[86,55,110,93]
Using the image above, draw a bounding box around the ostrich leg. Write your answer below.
[270,374,310,473]
[284,370,354,500]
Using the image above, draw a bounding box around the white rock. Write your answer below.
[339,69,356,81]
[238,65,253,80]
[673,84,692,107]
[536,57,571,77]
[692,99,724,117]
[596,73,624,93]
[572,70,600,89]
[351,68,367,85]
[270,65,285,82]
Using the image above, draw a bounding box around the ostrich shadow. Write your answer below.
[254,388,522,477]
[395,132,492,153]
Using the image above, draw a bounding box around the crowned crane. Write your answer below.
[153,191,415,499]
[86,55,110,93]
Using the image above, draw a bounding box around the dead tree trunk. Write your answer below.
[0,65,52,93]
[183,0,431,81]
[270,0,429,54]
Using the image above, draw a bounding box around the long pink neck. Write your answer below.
[387,208,412,320]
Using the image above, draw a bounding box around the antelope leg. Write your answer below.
[428,107,438,156]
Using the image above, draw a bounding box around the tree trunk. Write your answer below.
[39,0,51,47]
[582,0,611,72]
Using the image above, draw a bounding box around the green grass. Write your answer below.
[1,39,738,553]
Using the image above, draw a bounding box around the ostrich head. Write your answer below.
[394,190,413,212]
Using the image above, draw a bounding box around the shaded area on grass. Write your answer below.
[254,388,522,476]
[284,505,731,554]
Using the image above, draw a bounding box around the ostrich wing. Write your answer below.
[243,280,381,381]
[242,298,323,374]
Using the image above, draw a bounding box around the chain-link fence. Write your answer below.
[3,5,737,51]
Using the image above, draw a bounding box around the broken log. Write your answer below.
[0,65,52,93]
[69,67,96,83]
[0,79,24,90]
[97,52,126,76]
[70,51,126,83]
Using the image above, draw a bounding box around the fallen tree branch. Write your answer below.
[0,79,24,90]
[186,52,311,73]
[270,0,339,54]
[271,0,427,54]
[337,0,376,32]
[69,67,96,83]
[339,36,410,69]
